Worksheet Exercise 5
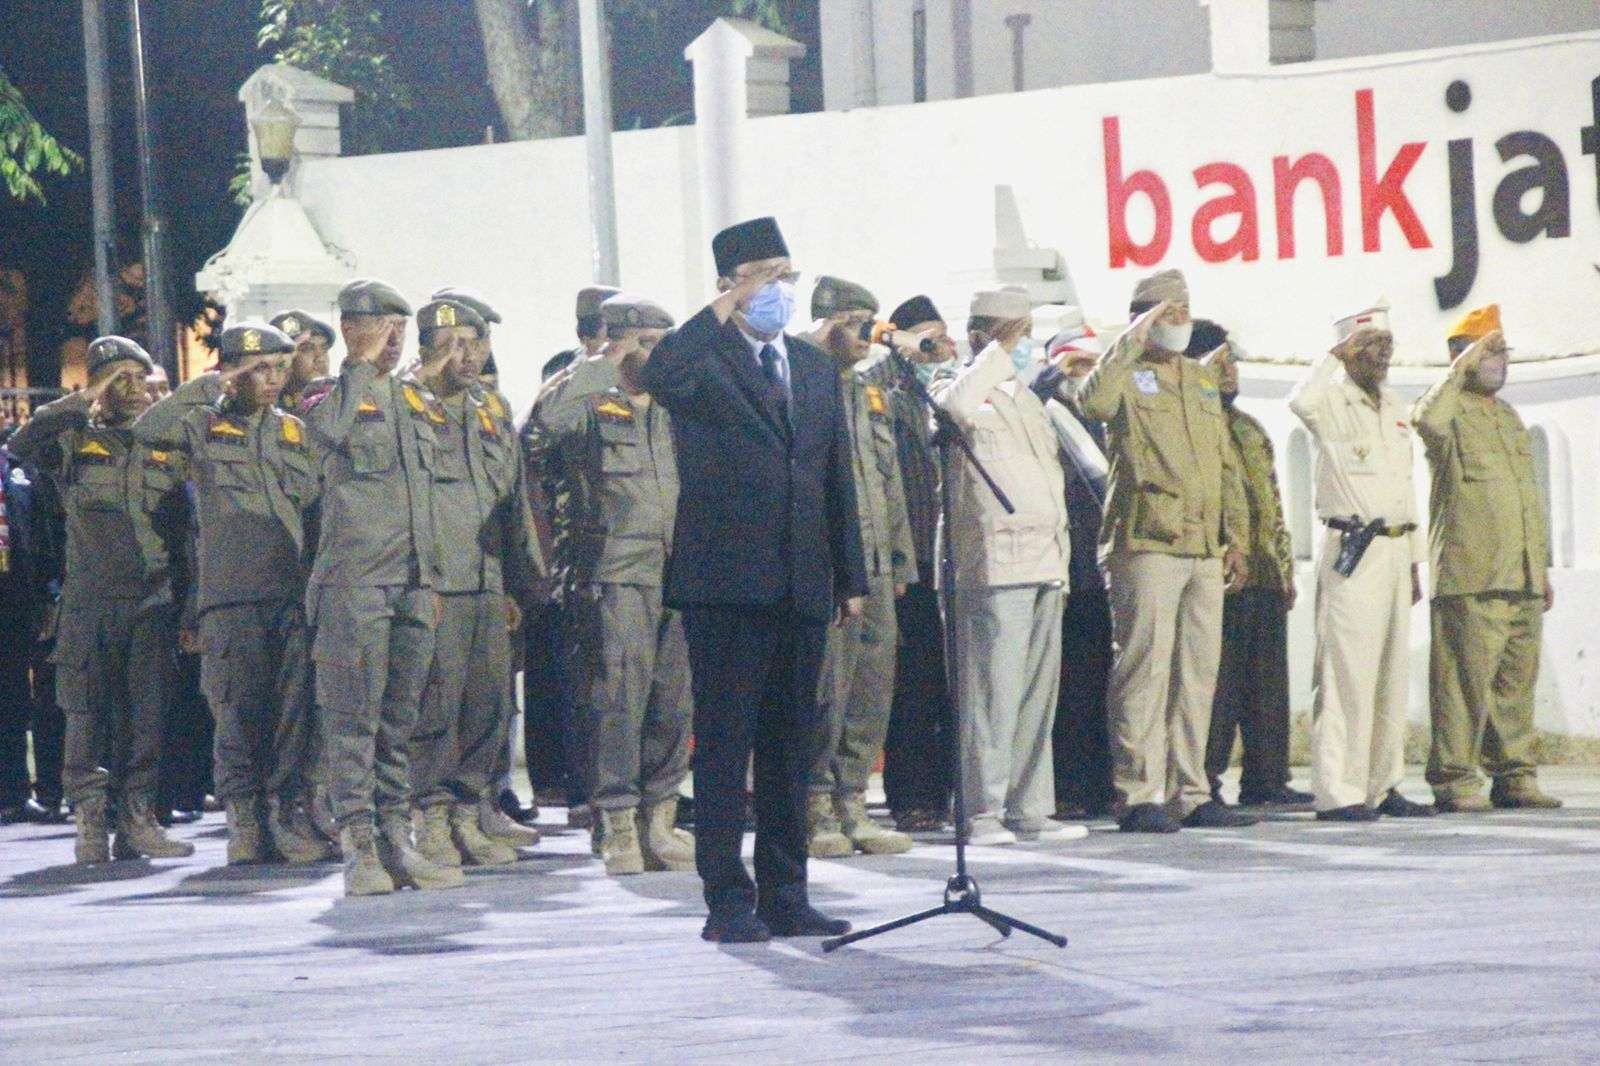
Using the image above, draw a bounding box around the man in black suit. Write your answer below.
[642,216,869,943]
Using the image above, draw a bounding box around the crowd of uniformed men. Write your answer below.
[0,213,1563,926]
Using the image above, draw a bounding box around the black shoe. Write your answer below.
[1238,786,1316,807]
[497,789,538,826]
[701,911,772,943]
[758,904,852,938]
[1315,804,1379,822]
[1376,790,1435,818]
[1182,800,1260,828]
[32,798,70,824]
[166,808,204,825]
[1118,803,1180,834]
[895,808,948,833]
[674,795,695,828]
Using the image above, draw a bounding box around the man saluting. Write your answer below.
[641,216,869,943]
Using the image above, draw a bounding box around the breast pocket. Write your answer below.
[349,423,398,476]
[598,422,641,474]
[72,463,123,512]
[207,454,256,493]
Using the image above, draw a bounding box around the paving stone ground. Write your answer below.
[3,767,1598,1064]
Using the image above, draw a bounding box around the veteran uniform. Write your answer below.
[1413,305,1558,811]
[6,337,193,862]
[302,278,463,895]
[932,287,1071,842]
[132,322,330,863]
[1077,271,1249,831]
[1288,303,1425,817]
[408,299,545,868]
[807,278,917,857]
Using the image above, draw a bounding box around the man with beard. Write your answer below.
[6,337,193,863]
[531,293,695,876]
[133,322,329,864]
[1289,301,1434,822]
[871,296,957,833]
[1194,323,1310,809]
[407,298,544,872]
[270,310,336,414]
[1414,305,1561,813]
[804,277,916,858]
[641,216,867,943]
[1078,270,1254,833]
[301,278,464,895]
[429,286,546,848]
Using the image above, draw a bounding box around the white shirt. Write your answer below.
[1288,351,1424,563]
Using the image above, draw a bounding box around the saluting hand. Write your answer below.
[712,261,789,324]
[1126,300,1171,350]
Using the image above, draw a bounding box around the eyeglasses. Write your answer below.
[734,269,802,286]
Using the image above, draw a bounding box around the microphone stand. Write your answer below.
[823,346,1067,952]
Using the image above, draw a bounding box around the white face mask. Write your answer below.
[1151,321,1193,353]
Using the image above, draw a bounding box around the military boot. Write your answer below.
[837,792,913,855]
[1490,779,1564,809]
[416,804,463,869]
[375,812,465,890]
[74,794,110,865]
[637,797,696,872]
[267,796,334,864]
[224,797,268,865]
[113,797,195,860]
[339,821,395,897]
[478,794,541,848]
[806,791,852,858]
[599,807,644,876]
[450,803,517,867]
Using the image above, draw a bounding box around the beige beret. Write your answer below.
[1131,268,1189,307]
[969,286,1033,321]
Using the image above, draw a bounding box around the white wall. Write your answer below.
[283,31,1600,737]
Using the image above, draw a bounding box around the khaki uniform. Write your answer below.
[6,393,186,808]
[812,368,917,798]
[1289,352,1424,811]
[132,374,321,809]
[1205,405,1296,797]
[528,357,690,812]
[931,341,1069,830]
[1077,329,1245,819]
[1413,367,1548,801]
[411,386,543,810]
[302,361,444,828]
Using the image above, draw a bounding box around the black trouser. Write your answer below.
[1051,586,1115,814]
[882,583,952,816]
[684,602,826,920]
[159,648,214,812]
[523,601,582,804]
[1204,587,1291,798]
[0,602,33,809]
[30,652,64,807]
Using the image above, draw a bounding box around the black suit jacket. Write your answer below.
[641,305,869,622]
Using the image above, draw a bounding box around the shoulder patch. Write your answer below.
[280,415,305,448]
[484,392,507,420]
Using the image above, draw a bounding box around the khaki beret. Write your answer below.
[86,336,155,378]
[430,287,502,325]
[600,293,675,331]
[269,309,335,346]
[416,299,487,337]
[575,286,622,319]
[811,276,878,320]
[219,321,295,365]
[338,278,412,317]
[968,286,1033,321]
[1131,268,1189,307]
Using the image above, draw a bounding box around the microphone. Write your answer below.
[859,320,939,356]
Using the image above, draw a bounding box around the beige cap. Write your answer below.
[1333,299,1391,342]
[968,286,1032,320]
[1131,268,1189,307]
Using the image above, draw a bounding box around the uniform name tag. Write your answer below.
[1134,369,1160,396]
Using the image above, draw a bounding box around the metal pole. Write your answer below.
[81,0,118,337]
[127,0,176,378]
[578,0,620,286]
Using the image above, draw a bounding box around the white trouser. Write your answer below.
[1311,530,1411,810]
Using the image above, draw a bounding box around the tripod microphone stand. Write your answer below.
[823,346,1068,952]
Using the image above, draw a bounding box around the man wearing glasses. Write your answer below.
[641,217,868,943]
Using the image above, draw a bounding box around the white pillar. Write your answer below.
[1200,0,1271,74]
[685,19,806,276]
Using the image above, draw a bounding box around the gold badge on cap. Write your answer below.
[437,304,457,327]
[242,330,261,353]
[282,317,300,335]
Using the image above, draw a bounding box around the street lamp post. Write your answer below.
[128,0,176,378]
[81,0,117,337]
[578,0,620,286]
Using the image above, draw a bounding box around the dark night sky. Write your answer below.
[0,0,820,387]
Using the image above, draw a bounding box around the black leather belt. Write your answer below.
[1326,516,1415,538]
